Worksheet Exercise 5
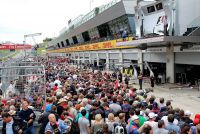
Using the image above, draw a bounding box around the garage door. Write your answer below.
[143,53,166,63]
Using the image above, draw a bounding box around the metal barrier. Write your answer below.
[0,57,46,111]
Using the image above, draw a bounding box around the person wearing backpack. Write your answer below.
[114,113,127,134]
[96,124,112,134]
[91,114,104,134]
[63,112,80,134]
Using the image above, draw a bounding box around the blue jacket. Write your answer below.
[45,119,68,134]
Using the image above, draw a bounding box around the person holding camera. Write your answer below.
[2,112,27,134]
[18,99,36,134]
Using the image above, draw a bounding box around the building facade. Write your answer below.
[47,0,200,84]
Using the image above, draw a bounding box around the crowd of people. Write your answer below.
[0,61,200,134]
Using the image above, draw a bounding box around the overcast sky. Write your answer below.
[0,0,112,44]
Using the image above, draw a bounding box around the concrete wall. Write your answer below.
[123,53,138,60]
[143,53,166,63]
[123,0,137,14]
[176,0,200,35]
[99,53,107,59]
[110,53,120,59]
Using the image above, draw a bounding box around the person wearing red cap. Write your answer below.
[189,118,200,134]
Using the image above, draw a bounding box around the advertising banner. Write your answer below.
[0,44,32,50]
[48,38,136,53]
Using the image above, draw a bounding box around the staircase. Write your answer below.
[183,16,200,36]
[183,27,199,36]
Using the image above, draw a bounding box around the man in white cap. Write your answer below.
[184,110,193,125]
[143,112,158,132]
[128,115,140,134]
[54,77,62,88]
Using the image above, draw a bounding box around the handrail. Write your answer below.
[59,0,121,36]
[187,16,200,28]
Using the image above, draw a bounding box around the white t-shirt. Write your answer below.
[54,79,62,87]
[73,74,77,80]
[0,82,2,89]
[6,84,15,99]
[161,116,179,126]
[144,121,158,132]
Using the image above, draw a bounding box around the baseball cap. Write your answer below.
[185,110,193,116]
[193,118,200,125]
[148,112,158,119]
[132,115,139,120]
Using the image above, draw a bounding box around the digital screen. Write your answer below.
[156,3,163,10]
[147,6,156,13]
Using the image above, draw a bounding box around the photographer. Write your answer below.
[18,99,36,134]
[2,112,27,134]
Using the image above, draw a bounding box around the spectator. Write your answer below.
[18,100,36,134]
[197,125,200,134]
[106,113,116,133]
[78,109,91,134]
[109,96,121,113]
[166,114,181,134]
[128,115,140,134]
[155,120,169,134]
[144,112,158,132]
[45,113,68,134]
[138,73,143,90]
[141,124,153,134]
[91,114,104,134]
[2,112,27,134]
[184,110,194,125]
[38,105,59,134]
[46,97,54,112]
[181,123,190,134]
[135,108,147,127]
[102,102,114,118]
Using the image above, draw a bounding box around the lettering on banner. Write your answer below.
[85,45,91,50]
[79,46,84,51]
[103,42,112,48]
[92,44,100,49]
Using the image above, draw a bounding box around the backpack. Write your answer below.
[66,118,80,134]
[114,123,126,134]
[96,128,103,134]
[115,125,125,134]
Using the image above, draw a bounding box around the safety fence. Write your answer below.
[0,57,46,111]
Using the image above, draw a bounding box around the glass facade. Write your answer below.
[88,27,100,41]
[108,15,132,38]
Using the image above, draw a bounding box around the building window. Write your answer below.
[72,36,78,44]
[57,43,60,48]
[61,41,64,47]
[66,39,70,46]
[147,6,155,13]
[156,3,163,10]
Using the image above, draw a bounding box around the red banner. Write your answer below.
[0,44,32,50]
